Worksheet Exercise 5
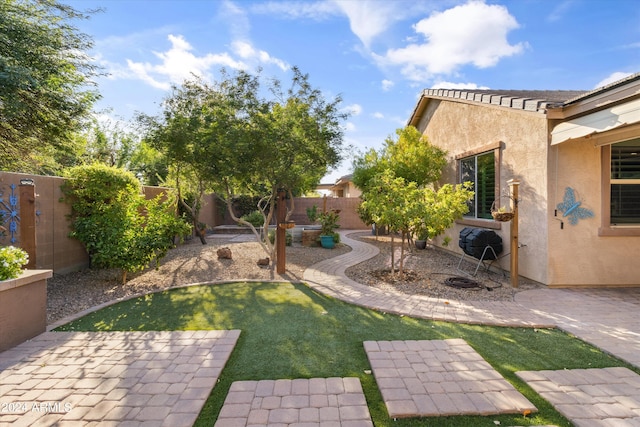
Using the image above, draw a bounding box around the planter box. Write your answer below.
[302,229,322,247]
[0,269,52,352]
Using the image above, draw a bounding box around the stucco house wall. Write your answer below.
[547,125,640,287]
[414,98,551,284]
[409,77,640,288]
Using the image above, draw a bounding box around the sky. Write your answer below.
[66,0,640,184]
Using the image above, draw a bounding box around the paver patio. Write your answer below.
[214,377,373,427]
[0,330,239,426]
[517,367,640,427]
[364,338,537,418]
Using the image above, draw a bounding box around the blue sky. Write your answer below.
[67,0,640,183]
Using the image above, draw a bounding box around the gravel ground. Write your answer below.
[47,231,542,325]
[345,232,543,301]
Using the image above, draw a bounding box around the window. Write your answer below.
[460,151,495,219]
[610,139,640,224]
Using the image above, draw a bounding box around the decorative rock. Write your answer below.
[217,247,232,259]
[257,257,270,267]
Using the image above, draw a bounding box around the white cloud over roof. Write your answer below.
[378,1,525,82]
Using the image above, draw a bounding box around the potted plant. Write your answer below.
[413,225,428,250]
[318,210,340,249]
[0,245,29,281]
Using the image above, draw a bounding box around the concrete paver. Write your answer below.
[0,330,240,426]
[517,367,640,426]
[515,287,640,368]
[364,339,537,418]
[214,377,373,427]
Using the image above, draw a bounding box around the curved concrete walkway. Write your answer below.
[305,231,640,369]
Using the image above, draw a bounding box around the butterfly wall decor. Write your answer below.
[556,187,594,226]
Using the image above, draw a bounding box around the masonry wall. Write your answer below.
[413,99,551,285]
[211,195,367,230]
[1,172,366,275]
[0,172,175,274]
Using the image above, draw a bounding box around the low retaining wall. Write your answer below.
[0,270,52,352]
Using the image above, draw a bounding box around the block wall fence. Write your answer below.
[0,172,366,275]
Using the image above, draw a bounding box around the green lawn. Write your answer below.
[56,281,632,426]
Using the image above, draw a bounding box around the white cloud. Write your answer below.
[379,1,525,82]
[219,0,251,39]
[125,34,247,90]
[381,79,394,91]
[430,81,490,90]
[344,122,357,132]
[332,0,399,48]
[372,112,384,119]
[122,34,289,90]
[344,103,362,116]
[231,41,289,71]
[251,1,436,50]
[594,72,634,89]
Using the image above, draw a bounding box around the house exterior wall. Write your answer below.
[413,99,550,284]
[547,136,640,287]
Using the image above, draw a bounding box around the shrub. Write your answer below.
[62,164,191,283]
[0,246,29,280]
[232,195,262,218]
[317,210,340,236]
[240,210,264,228]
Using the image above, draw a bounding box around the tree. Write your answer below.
[0,0,100,173]
[80,118,137,169]
[142,67,348,263]
[361,170,423,278]
[354,126,472,278]
[138,72,261,244]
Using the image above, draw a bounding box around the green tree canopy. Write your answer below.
[141,67,347,261]
[353,126,472,278]
[0,0,100,173]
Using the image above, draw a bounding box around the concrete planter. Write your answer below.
[0,269,52,352]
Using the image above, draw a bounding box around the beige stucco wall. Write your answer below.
[548,138,640,286]
[414,99,550,284]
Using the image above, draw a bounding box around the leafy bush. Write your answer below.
[0,246,29,280]
[232,195,262,218]
[240,210,264,228]
[62,164,191,282]
[306,205,319,223]
[317,210,340,236]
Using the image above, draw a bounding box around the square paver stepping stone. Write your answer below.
[215,377,373,426]
[0,330,240,427]
[517,367,640,425]
[364,338,537,418]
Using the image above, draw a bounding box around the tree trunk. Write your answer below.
[399,231,405,280]
[390,233,395,278]
[196,220,207,245]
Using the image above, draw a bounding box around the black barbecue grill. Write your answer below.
[457,227,503,276]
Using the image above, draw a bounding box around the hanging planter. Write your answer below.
[491,200,515,222]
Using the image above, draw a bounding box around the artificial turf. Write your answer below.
[56,281,632,426]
